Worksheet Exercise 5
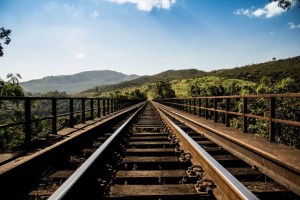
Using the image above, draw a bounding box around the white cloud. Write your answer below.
[234,1,289,18]
[234,9,253,17]
[288,22,300,29]
[107,0,176,11]
[76,53,85,58]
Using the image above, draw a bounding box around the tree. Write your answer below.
[0,73,24,96]
[0,27,12,57]
[190,84,201,97]
[271,0,300,10]
[153,81,176,99]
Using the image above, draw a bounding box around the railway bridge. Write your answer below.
[0,94,299,200]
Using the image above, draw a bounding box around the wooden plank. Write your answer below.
[134,126,163,129]
[226,168,261,176]
[131,136,168,140]
[213,155,239,161]
[49,170,74,179]
[123,156,178,163]
[126,148,174,153]
[115,170,187,178]
[129,141,170,145]
[242,181,288,193]
[109,184,204,197]
[132,133,167,136]
[196,140,215,145]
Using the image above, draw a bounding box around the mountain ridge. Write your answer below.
[21,70,139,94]
[82,55,300,95]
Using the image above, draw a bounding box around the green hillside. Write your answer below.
[82,69,206,94]
[82,55,300,96]
[209,56,300,83]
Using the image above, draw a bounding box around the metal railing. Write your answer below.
[0,96,144,149]
[154,93,300,143]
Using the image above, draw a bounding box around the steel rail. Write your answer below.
[153,102,259,200]
[48,101,146,200]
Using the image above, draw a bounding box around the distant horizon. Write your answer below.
[18,54,299,83]
[1,0,300,82]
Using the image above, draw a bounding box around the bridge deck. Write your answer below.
[159,104,300,172]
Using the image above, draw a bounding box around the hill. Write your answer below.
[21,70,139,94]
[83,69,207,94]
[209,56,300,83]
[82,55,300,95]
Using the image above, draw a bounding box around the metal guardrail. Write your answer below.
[155,93,300,143]
[48,102,146,200]
[0,96,144,148]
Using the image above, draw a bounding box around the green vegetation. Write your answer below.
[82,56,300,96]
[0,27,11,57]
[0,73,24,97]
[208,56,300,88]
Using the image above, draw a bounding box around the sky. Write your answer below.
[0,0,299,82]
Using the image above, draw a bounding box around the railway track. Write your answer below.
[0,101,299,199]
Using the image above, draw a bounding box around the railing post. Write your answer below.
[225,98,230,127]
[181,99,183,111]
[189,98,192,113]
[205,98,208,119]
[214,98,218,123]
[24,98,32,149]
[103,99,106,116]
[52,98,57,134]
[243,97,248,133]
[269,97,276,142]
[70,99,74,128]
[198,98,201,117]
[107,98,110,114]
[193,98,196,115]
[116,99,118,111]
[113,99,116,112]
[90,99,94,120]
[185,99,188,112]
[97,99,101,118]
[82,98,86,123]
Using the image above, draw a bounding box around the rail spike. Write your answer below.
[179,152,192,163]
[167,133,176,140]
[194,178,216,194]
[170,137,181,145]
[174,145,184,155]
[186,165,204,178]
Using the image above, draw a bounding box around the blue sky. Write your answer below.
[0,0,299,81]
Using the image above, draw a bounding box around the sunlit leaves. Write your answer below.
[0,27,12,57]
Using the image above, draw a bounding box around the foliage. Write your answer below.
[0,27,11,57]
[83,69,207,95]
[208,56,300,91]
[271,0,297,10]
[109,89,147,100]
[152,81,176,99]
[0,73,24,97]
[82,56,300,96]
